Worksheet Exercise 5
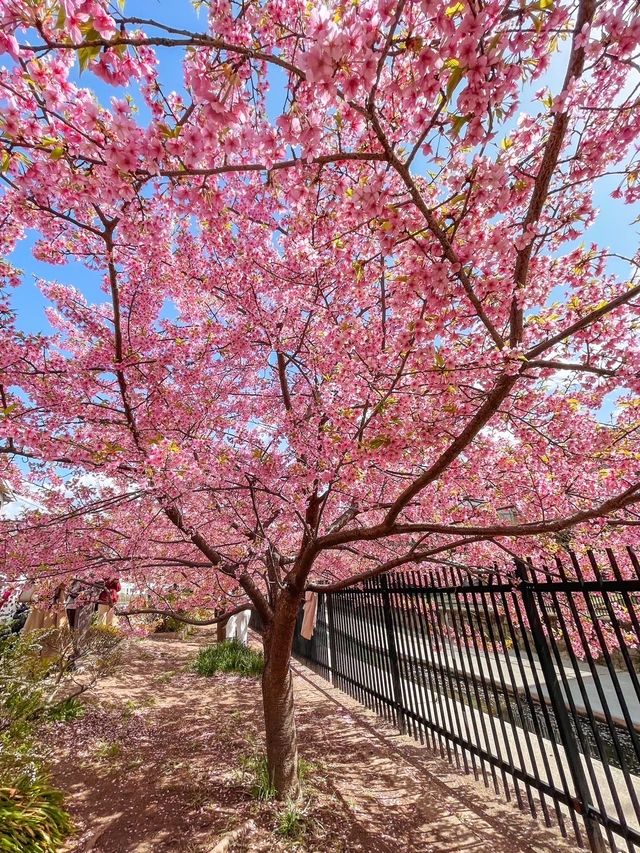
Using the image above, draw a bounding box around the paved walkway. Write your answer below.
[341,611,640,727]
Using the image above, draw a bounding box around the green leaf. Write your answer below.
[445,65,464,103]
[0,150,10,173]
[160,124,182,139]
[13,151,31,166]
[78,44,101,71]
[77,26,103,72]
[445,2,465,16]
[450,114,470,136]
[368,435,391,449]
[538,0,554,8]
[529,11,543,32]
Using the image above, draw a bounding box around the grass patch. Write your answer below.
[275,799,308,839]
[239,753,275,801]
[95,741,122,760]
[194,640,264,678]
[46,696,84,723]
[297,756,316,783]
[239,751,315,802]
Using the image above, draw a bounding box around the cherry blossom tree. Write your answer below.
[2,0,640,796]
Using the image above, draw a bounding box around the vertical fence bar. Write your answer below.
[325,592,337,687]
[404,570,439,750]
[532,562,620,852]
[547,556,634,851]
[473,570,529,811]
[578,552,640,822]
[466,573,514,800]
[350,588,370,709]
[389,573,423,741]
[411,571,451,760]
[333,595,353,695]
[420,569,460,768]
[380,574,406,734]
[515,560,606,853]
[440,568,486,781]
[317,594,330,680]
[505,581,583,844]
[368,578,396,724]
[362,581,386,719]
[452,566,502,794]
[487,569,550,822]
[427,567,471,774]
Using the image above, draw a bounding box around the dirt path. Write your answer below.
[46,631,576,852]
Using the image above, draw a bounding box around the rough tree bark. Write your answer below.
[216,617,228,643]
[260,588,301,799]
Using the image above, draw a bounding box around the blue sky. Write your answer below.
[7,0,289,334]
[4,0,638,382]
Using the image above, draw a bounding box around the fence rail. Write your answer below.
[293,548,640,853]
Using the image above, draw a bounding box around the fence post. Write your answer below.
[380,575,406,734]
[515,561,605,853]
[325,592,337,687]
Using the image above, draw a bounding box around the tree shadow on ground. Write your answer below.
[45,633,576,852]
[292,662,577,853]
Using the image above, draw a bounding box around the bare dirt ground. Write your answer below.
[44,630,577,852]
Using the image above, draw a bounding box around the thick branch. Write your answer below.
[382,374,517,526]
[526,282,640,360]
[156,152,386,179]
[276,352,292,412]
[32,30,304,79]
[509,0,597,346]
[116,602,252,626]
[524,359,617,377]
[316,482,640,552]
[307,535,486,592]
[368,113,505,350]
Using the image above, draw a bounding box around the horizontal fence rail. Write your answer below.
[293,548,640,853]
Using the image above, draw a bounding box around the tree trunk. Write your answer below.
[216,617,228,643]
[261,590,301,800]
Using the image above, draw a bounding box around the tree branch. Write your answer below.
[307,535,487,592]
[116,602,252,626]
[510,0,597,346]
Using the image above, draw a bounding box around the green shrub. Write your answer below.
[0,634,49,783]
[297,756,316,783]
[0,627,118,852]
[95,741,121,760]
[194,639,264,677]
[0,776,72,853]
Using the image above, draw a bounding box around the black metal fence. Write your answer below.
[293,548,640,853]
